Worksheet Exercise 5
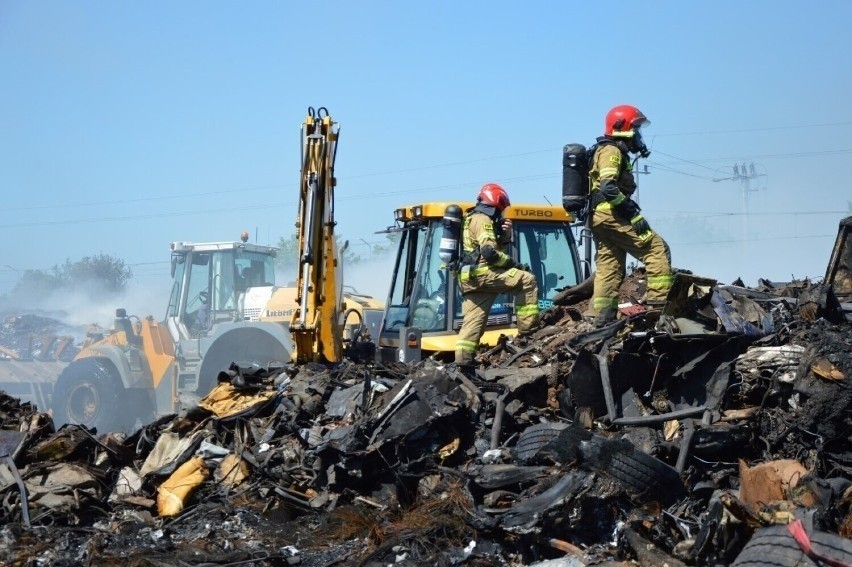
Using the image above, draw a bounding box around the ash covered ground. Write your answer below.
[1,269,851,567]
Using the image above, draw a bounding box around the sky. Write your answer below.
[1,1,851,317]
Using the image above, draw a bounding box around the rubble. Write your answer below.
[0,313,81,362]
[0,268,851,566]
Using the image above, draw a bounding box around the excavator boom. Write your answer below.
[290,107,343,363]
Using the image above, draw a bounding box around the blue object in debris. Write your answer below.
[710,291,763,337]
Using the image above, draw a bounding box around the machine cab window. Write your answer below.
[166,245,277,338]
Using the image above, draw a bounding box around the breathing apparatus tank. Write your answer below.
[562,143,591,215]
[439,204,463,265]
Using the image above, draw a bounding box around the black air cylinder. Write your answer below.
[439,204,463,264]
[562,143,589,214]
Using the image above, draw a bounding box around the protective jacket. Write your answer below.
[460,204,514,272]
[589,139,636,208]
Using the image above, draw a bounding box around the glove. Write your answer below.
[630,214,652,238]
[613,198,640,221]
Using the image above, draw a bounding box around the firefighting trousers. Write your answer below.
[591,206,673,315]
[455,265,539,365]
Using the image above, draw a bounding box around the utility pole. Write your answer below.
[633,162,650,205]
[713,163,768,266]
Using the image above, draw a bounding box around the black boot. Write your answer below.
[594,307,618,328]
[454,363,477,379]
[514,324,541,340]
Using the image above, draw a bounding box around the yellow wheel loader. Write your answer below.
[46,237,293,433]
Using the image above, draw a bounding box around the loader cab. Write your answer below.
[378,202,581,362]
[165,241,278,340]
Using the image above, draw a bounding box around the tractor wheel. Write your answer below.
[52,359,123,434]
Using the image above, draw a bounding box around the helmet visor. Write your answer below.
[632,110,650,130]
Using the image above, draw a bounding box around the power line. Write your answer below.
[653,120,852,137]
[0,172,564,228]
[654,148,852,166]
[645,162,717,181]
[650,149,731,176]
[671,233,835,246]
[2,182,290,213]
[5,130,851,213]
[343,148,558,179]
[655,210,844,217]
[1,144,848,228]
[334,121,852,178]
[3,141,850,215]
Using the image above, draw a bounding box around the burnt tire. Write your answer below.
[513,422,571,463]
[731,524,852,567]
[52,359,122,433]
[581,437,685,505]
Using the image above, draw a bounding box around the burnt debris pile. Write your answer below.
[1,272,851,566]
[0,314,80,362]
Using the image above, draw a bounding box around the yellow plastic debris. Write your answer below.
[216,454,249,488]
[157,456,209,517]
[198,382,275,418]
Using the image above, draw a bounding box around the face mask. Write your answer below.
[631,130,651,158]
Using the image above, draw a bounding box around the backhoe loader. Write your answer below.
[284,106,358,364]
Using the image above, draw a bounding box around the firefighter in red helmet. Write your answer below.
[589,105,672,325]
[455,183,539,368]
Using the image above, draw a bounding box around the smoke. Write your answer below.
[272,249,396,303]
[0,277,173,339]
[342,251,396,301]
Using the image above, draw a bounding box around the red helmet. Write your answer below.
[605,105,650,137]
[477,183,511,212]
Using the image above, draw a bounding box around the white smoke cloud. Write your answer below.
[342,251,396,302]
[0,277,173,340]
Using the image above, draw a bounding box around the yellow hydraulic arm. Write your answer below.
[290,107,343,363]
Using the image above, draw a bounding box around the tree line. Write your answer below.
[5,254,133,299]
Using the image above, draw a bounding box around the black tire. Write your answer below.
[581,437,685,504]
[513,422,570,463]
[52,359,123,433]
[732,524,852,567]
